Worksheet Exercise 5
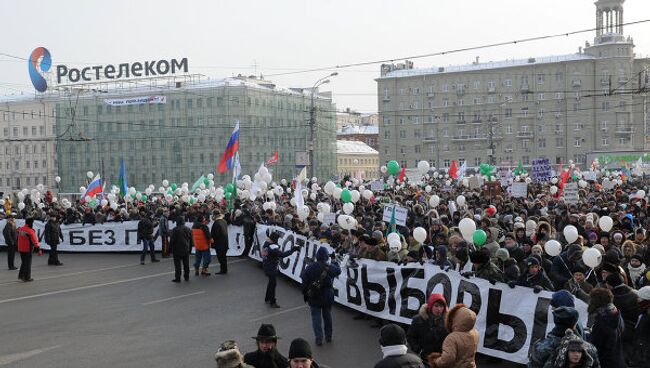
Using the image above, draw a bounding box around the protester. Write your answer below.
[301,247,341,346]
[629,286,650,367]
[211,210,229,275]
[16,218,39,282]
[262,231,299,308]
[288,338,324,368]
[550,329,598,368]
[374,324,423,368]
[169,216,193,282]
[137,210,159,265]
[154,208,170,258]
[587,288,624,368]
[427,304,478,368]
[243,324,289,368]
[3,213,17,270]
[192,215,212,276]
[215,340,254,368]
[603,273,640,366]
[44,212,64,266]
[407,293,448,363]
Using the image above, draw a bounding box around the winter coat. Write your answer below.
[549,329,598,368]
[17,225,39,253]
[301,247,341,308]
[429,305,479,368]
[529,326,600,368]
[262,241,296,276]
[169,223,194,256]
[375,352,424,368]
[154,215,169,238]
[137,217,155,241]
[588,304,625,368]
[407,304,448,360]
[549,252,576,289]
[610,284,640,329]
[192,222,212,251]
[2,221,17,247]
[210,218,229,252]
[243,349,289,368]
[517,270,555,291]
[474,261,504,283]
[44,220,63,246]
[630,310,650,366]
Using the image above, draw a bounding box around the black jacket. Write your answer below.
[44,220,64,246]
[243,349,289,368]
[517,270,555,291]
[589,304,625,368]
[374,352,424,368]
[210,218,229,251]
[407,305,448,360]
[2,221,17,247]
[611,284,641,327]
[137,217,155,241]
[169,224,193,256]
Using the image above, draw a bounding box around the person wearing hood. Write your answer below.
[215,340,254,368]
[433,246,455,270]
[549,329,599,368]
[468,248,504,284]
[483,227,501,261]
[170,216,194,282]
[626,254,646,288]
[529,307,600,368]
[504,232,526,263]
[587,288,625,368]
[244,324,289,368]
[375,324,423,368]
[427,304,479,368]
[407,293,449,362]
[604,273,640,364]
[550,244,583,291]
[515,257,555,293]
[301,246,341,346]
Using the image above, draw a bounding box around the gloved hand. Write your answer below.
[292,245,301,252]
[508,281,516,289]
[533,285,543,294]
[488,278,497,285]
[461,271,474,279]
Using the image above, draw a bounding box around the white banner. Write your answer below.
[251,225,588,365]
[0,220,246,256]
[104,96,166,106]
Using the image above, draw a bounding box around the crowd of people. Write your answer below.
[2,166,650,367]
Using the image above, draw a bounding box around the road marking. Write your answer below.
[0,345,61,366]
[0,262,149,286]
[142,291,206,306]
[250,305,307,322]
[0,272,172,305]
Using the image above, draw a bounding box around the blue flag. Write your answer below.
[118,159,128,198]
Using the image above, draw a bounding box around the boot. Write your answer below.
[201,267,211,276]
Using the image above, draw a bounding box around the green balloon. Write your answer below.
[189,197,196,204]
[387,160,400,176]
[131,194,137,200]
[225,183,235,193]
[204,178,210,186]
[171,183,177,191]
[141,195,148,202]
[473,230,487,247]
[225,192,232,200]
[341,189,352,203]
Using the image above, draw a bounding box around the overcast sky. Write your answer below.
[2,0,649,113]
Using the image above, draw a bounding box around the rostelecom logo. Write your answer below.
[28,47,51,92]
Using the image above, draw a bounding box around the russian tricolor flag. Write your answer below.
[217,121,240,174]
[83,175,103,199]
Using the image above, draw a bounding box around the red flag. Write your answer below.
[449,160,459,179]
[399,167,406,182]
[265,150,279,166]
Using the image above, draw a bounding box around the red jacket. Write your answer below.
[17,225,39,253]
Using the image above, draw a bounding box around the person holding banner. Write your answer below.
[262,231,300,308]
[407,293,448,363]
[44,213,64,266]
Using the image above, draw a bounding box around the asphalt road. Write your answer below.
[0,251,524,367]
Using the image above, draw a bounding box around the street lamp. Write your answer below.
[308,72,338,179]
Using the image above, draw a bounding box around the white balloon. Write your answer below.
[637,190,646,199]
[429,195,440,207]
[87,171,94,179]
[563,225,579,244]
[544,240,562,257]
[350,190,361,203]
[18,202,25,210]
[417,160,430,175]
[263,173,272,184]
[550,186,558,194]
[456,195,466,207]
[333,187,342,200]
[362,190,373,200]
[79,186,86,194]
[387,232,400,248]
[290,198,296,206]
[309,192,317,201]
[462,178,469,187]
[129,187,136,195]
[413,227,427,244]
[207,173,214,180]
[551,177,558,184]
[343,202,354,215]
[582,247,602,268]
[145,188,152,195]
[599,216,613,232]
[337,214,348,228]
[324,181,336,195]
[100,199,108,206]
[578,180,587,188]
[321,203,331,214]
[136,193,142,200]
[317,212,324,223]
[55,176,61,183]
[380,165,387,174]
[197,194,206,202]
[259,166,269,176]
[110,202,118,210]
[459,218,476,241]
[425,185,432,193]
[445,180,451,186]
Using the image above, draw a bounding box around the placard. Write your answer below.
[531,157,552,182]
[382,204,408,227]
[370,180,384,192]
[563,182,579,204]
[511,182,528,198]
[323,213,336,226]
[469,176,483,190]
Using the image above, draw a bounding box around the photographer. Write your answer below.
[301,246,341,346]
[262,231,300,308]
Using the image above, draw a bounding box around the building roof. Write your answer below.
[337,124,379,135]
[337,140,378,155]
[380,53,596,79]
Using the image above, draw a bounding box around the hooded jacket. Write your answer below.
[550,329,598,368]
[428,305,479,368]
[589,304,624,368]
[550,245,582,288]
[301,247,341,308]
[407,294,448,360]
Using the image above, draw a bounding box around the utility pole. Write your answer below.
[488,117,496,165]
[308,72,337,180]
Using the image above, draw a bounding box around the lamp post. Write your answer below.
[309,72,338,179]
[488,117,497,166]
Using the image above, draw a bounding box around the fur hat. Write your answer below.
[379,323,407,347]
[496,248,510,262]
[588,288,613,312]
[214,340,246,368]
[552,306,579,329]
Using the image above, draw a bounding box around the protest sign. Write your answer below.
[531,157,552,182]
[563,182,579,204]
[370,180,384,192]
[511,182,528,198]
[382,204,408,227]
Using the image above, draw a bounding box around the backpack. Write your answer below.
[306,264,329,300]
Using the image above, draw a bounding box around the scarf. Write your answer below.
[627,263,645,285]
[381,345,408,359]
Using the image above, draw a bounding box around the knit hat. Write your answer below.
[288,338,312,359]
[214,340,245,368]
[638,286,650,301]
[571,264,587,275]
[605,273,623,287]
[601,262,619,274]
[526,257,540,267]
[427,293,447,313]
[379,323,407,347]
[552,306,580,329]
[551,290,575,308]
[316,247,330,262]
[496,248,510,262]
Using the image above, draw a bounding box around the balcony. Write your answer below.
[615,127,634,134]
[488,87,496,94]
[516,131,533,138]
[572,79,582,87]
[520,84,530,92]
[456,89,465,97]
[427,92,435,98]
[423,136,438,142]
[451,135,502,142]
[382,96,391,102]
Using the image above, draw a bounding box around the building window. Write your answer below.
[504,79,512,87]
[473,81,480,90]
[575,138,581,147]
[505,125,512,134]
[538,138,546,148]
[602,137,608,146]
[444,159,450,168]
[505,109,512,118]
[537,74,545,84]
[556,137,564,148]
